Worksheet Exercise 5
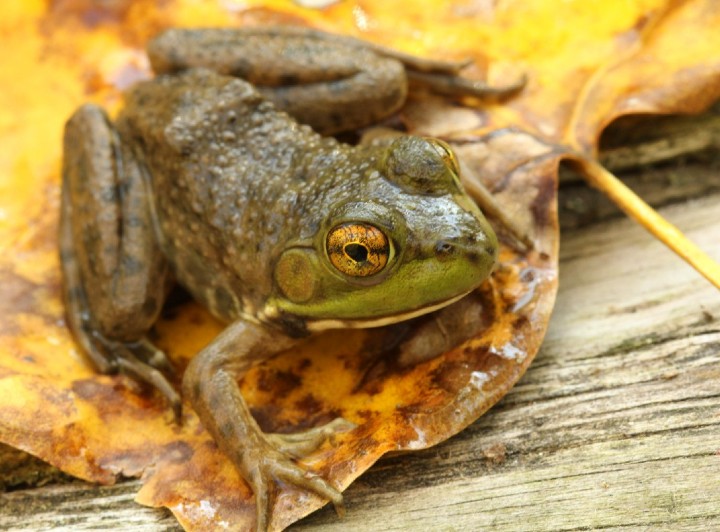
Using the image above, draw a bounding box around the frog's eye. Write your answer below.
[326,223,390,277]
[427,139,460,176]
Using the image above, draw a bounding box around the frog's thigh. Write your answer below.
[61,104,169,345]
[256,60,406,135]
[148,28,407,134]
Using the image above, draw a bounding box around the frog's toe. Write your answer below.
[104,338,181,420]
[82,330,181,420]
[252,450,344,531]
[266,417,356,458]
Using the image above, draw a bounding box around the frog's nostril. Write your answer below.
[435,240,454,256]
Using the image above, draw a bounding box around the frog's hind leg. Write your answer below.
[147,27,409,135]
[60,104,179,416]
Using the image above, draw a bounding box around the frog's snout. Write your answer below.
[433,236,496,263]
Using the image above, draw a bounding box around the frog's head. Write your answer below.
[267,136,498,331]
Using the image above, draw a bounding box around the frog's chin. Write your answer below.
[303,290,471,332]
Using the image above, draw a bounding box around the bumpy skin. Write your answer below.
[60,27,500,531]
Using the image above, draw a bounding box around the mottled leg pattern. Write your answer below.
[60,104,178,415]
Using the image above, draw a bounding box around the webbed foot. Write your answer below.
[250,440,346,531]
[267,417,356,457]
[245,418,356,530]
[182,321,356,531]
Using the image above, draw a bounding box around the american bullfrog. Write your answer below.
[60,27,515,530]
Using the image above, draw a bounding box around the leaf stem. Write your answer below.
[571,156,720,290]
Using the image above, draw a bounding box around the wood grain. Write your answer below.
[1,143,718,530]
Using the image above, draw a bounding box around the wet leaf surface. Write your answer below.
[1,0,718,530]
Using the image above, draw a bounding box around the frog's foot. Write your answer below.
[266,417,356,458]
[251,442,346,531]
[102,338,180,419]
[88,329,181,420]
[407,70,527,100]
[62,245,181,419]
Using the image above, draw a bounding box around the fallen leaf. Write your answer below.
[0,0,718,530]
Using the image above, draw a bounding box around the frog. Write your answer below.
[60,26,518,531]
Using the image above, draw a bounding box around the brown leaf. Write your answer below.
[0,1,717,530]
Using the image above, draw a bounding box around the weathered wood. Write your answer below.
[559,105,720,228]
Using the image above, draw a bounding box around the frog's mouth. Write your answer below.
[303,290,471,332]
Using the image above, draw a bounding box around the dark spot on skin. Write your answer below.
[213,286,235,315]
[230,57,253,77]
[280,73,299,85]
[208,391,223,412]
[330,112,344,128]
[220,420,235,438]
[141,296,158,316]
[327,79,350,95]
[276,312,309,338]
[192,380,202,400]
[100,185,118,203]
[466,251,480,265]
[292,166,307,182]
[125,215,144,228]
[121,254,144,275]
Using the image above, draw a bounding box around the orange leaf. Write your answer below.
[0,1,717,530]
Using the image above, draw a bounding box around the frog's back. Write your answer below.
[117,68,341,322]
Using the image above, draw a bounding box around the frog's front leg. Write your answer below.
[60,105,178,414]
[183,321,349,531]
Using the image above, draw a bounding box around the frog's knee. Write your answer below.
[64,104,113,149]
[89,291,166,343]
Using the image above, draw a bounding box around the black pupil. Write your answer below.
[345,243,368,263]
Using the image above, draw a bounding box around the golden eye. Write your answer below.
[427,138,460,175]
[326,223,390,277]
